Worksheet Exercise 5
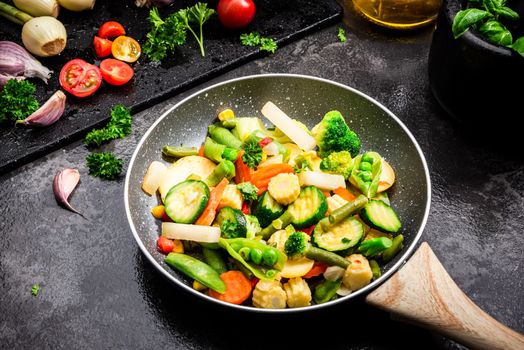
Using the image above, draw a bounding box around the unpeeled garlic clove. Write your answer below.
[53,168,82,216]
[16,90,66,127]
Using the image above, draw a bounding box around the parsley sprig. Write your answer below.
[86,152,123,180]
[31,283,40,296]
[85,104,132,147]
[338,27,347,42]
[240,32,278,53]
[242,138,262,169]
[0,79,39,123]
[143,2,215,61]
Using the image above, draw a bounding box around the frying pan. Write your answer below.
[124,74,524,349]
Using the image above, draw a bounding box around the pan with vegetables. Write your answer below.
[125,74,524,349]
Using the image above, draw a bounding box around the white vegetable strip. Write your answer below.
[261,101,316,151]
[298,171,346,191]
[162,222,221,243]
[323,266,346,281]
[141,161,167,196]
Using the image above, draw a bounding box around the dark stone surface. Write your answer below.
[0,0,341,174]
[0,1,523,349]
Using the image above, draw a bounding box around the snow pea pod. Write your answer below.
[350,151,382,198]
[202,247,228,274]
[313,278,342,304]
[165,253,226,293]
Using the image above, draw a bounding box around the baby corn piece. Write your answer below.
[326,194,348,214]
[284,277,312,308]
[252,280,287,309]
[268,173,300,205]
[217,184,243,210]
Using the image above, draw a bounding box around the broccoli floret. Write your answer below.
[284,231,308,258]
[312,111,361,158]
[245,215,261,239]
[320,150,354,178]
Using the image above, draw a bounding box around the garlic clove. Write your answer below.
[16,90,66,127]
[53,168,83,216]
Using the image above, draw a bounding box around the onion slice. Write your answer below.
[53,168,83,216]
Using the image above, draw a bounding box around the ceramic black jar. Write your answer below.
[428,0,524,131]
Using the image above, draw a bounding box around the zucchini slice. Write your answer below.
[288,186,328,229]
[313,216,364,251]
[164,180,210,224]
[214,207,247,238]
[359,200,401,233]
[253,191,286,228]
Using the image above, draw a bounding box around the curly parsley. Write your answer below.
[31,283,40,296]
[0,79,39,123]
[240,31,278,53]
[242,138,262,169]
[86,152,123,180]
[338,27,347,43]
[85,104,132,147]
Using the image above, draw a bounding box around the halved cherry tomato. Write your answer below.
[112,36,141,63]
[59,59,102,98]
[98,21,126,39]
[157,236,174,254]
[100,58,134,86]
[93,36,113,58]
[217,0,256,29]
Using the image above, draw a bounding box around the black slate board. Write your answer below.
[0,0,342,174]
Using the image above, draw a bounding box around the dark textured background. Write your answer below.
[0,1,523,349]
[0,0,341,174]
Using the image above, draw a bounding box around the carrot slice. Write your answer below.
[198,144,205,157]
[303,262,328,279]
[234,150,252,184]
[195,178,229,226]
[333,187,356,202]
[208,270,252,304]
[250,163,293,194]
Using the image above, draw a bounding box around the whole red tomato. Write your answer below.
[217,0,256,29]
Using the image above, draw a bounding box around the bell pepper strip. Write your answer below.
[234,150,252,183]
[303,262,328,278]
[258,137,273,148]
[299,225,315,236]
[165,252,226,293]
[218,238,287,280]
[349,151,382,198]
[241,201,250,215]
[198,144,205,157]
[195,178,229,226]
[333,187,356,202]
[250,163,294,195]
[208,270,252,304]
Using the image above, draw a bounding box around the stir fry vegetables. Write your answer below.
[141,101,405,308]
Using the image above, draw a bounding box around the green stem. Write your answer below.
[0,2,33,24]
[187,25,204,57]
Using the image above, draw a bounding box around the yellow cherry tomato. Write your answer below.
[111,36,141,63]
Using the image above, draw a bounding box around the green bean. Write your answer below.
[205,160,235,186]
[204,137,226,163]
[369,259,381,280]
[221,147,239,162]
[260,210,294,239]
[305,246,350,269]
[313,279,342,304]
[324,195,368,230]
[208,124,242,149]
[165,253,226,293]
[381,234,404,263]
[202,247,228,274]
[162,146,198,158]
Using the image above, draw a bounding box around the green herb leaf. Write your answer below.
[86,152,123,180]
[240,32,262,46]
[0,79,39,123]
[237,182,259,202]
[509,36,524,57]
[483,0,505,14]
[260,38,278,53]
[85,104,132,147]
[143,7,188,61]
[242,138,262,169]
[338,27,347,42]
[494,6,520,21]
[31,283,40,296]
[452,8,491,38]
[479,20,513,46]
[176,2,215,57]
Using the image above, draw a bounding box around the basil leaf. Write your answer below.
[494,6,520,21]
[509,37,524,57]
[452,9,491,38]
[479,20,513,46]
[483,0,505,14]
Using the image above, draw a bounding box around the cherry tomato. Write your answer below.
[112,36,141,63]
[217,0,256,29]
[157,236,175,254]
[59,59,102,98]
[98,21,126,39]
[93,36,113,58]
[100,58,134,86]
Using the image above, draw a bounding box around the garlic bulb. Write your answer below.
[0,41,52,85]
[57,0,96,12]
[13,0,59,18]
[22,16,67,57]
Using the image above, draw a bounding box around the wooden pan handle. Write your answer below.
[365,242,524,350]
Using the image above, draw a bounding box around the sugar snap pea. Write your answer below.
[313,278,342,304]
[202,247,228,274]
[165,253,226,293]
[162,146,199,158]
[381,234,404,263]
